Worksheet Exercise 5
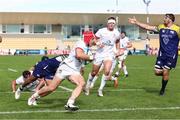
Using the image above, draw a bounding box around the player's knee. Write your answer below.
[154,71,160,76]
[104,71,110,76]
[76,79,85,87]
[80,80,86,87]
[91,71,97,77]
[154,69,163,76]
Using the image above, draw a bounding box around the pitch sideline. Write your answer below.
[0,106,180,114]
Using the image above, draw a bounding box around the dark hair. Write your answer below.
[121,31,126,35]
[22,70,31,78]
[165,13,175,22]
[108,16,116,21]
[41,56,49,61]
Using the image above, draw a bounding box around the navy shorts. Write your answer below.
[32,62,55,79]
[44,74,54,80]
[155,54,178,70]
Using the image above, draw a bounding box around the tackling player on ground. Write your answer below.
[12,70,42,94]
[15,56,65,102]
[27,35,96,111]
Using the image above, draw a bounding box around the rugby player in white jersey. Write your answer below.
[11,70,45,101]
[27,36,96,111]
[114,31,132,77]
[85,17,121,97]
[87,46,119,90]
[12,70,43,100]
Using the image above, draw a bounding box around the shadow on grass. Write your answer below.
[143,87,159,94]
[36,98,67,108]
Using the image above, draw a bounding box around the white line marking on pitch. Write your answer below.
[58,86,73,92]
[58,85,144,92]
[105,89,144,91]
[0,106,180,114]
[8,68,18,72]
[0,88,144,94]
[0,91,70,94]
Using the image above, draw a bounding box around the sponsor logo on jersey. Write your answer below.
[170,30,175,34]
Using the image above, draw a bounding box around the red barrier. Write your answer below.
[48,49,70,55]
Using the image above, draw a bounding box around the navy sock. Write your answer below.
[161,79,168,91]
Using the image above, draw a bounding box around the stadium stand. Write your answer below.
[0,37,57,49]
[149,39,160,48]
[62,40,76,49]
[130,39,159,50]
[130,40,146,50]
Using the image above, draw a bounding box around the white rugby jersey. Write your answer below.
[120,36,130,52]
[15,76,25,85]
[15,71,39,90]
[64,40,88,71]
[16,71,33,84]
[95,28,120,57]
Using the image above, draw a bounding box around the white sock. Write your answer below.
[91,76,98,84]
[118,61,122,69]
[89,73,94,81]
[67,98,74,105]
[111,76,117,81]
[99,74,107,90]
[32,92,40,99]
[116,61,122,75]
[19,85,24,91]
[86,73,94,88]
[123,65,128,75]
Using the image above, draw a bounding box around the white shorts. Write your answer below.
[55,63,81,80]
[98,59,116,73]
[93,54,114,66]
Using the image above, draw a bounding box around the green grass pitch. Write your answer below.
[1,55,180,119]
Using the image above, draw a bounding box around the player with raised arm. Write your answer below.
[128,14,180,95]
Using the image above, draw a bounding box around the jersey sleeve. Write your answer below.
[156,24,164,32]
[178,26,180,38]
[15,76,25,84]
[75,41,88,53]
[95,29,101,38]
